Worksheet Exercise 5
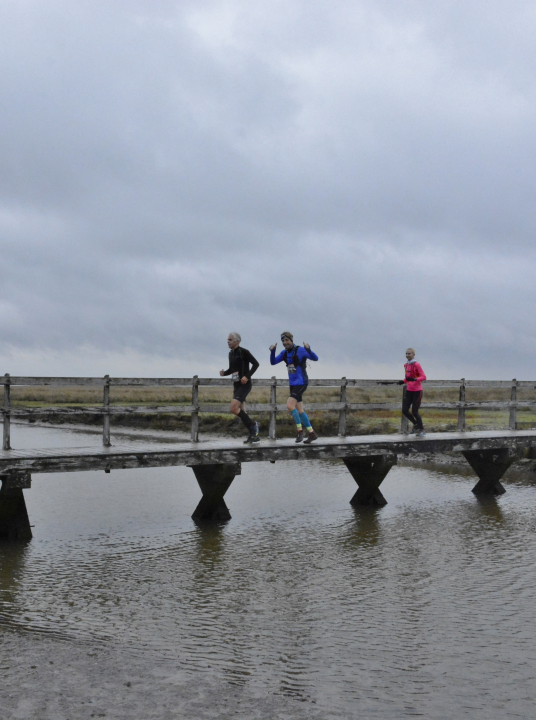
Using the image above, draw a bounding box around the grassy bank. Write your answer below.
[9,383,536,438]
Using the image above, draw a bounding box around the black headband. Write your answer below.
[281,334,293,341]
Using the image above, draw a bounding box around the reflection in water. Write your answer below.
[336,505,383,575]
[193,523,228,568]
[473,494,505,523]
[0,542,29,612]
[346,506,382,548]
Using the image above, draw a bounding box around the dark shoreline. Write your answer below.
[20,410,395,440]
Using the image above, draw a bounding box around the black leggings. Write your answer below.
[402,390,423,429]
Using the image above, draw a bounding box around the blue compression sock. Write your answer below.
[291,408,302,429]
[299,412,313,432]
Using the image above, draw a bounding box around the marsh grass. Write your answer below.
[10,382,536,437]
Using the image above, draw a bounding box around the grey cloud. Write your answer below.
[0,0,535,378]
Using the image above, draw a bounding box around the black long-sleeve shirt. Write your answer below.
[223,347,260,380]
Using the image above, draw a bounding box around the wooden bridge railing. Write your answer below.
[1,374,532,450]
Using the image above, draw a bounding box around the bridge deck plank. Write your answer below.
[0,430,534,475]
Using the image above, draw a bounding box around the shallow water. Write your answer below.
[1,424,536,719]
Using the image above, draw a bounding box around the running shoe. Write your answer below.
[409,425,418,434]
[295,430,304,443]
[415,429,426,437]
[303,431,318,444]
[244,422,260,443]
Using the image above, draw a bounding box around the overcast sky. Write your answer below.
[0,0,535,380]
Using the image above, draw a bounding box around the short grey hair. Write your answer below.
[228,332,241,342]
[406,347,416,354]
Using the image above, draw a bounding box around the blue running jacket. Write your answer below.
[270,345,319,386]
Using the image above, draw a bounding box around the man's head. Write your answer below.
[281,331,294,350]
[405,348,416,361]
[228,332,241,350]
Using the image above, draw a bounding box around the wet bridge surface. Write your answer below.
[1,429,535,540]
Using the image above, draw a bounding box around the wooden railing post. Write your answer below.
[103,375,111,447]
[509,379,517,430]
[400,385,409,433]
[338,377,347,437]
[269,377,277,440]
[457,378,466,432]
[191,375,199,443]
[3,374,11,451]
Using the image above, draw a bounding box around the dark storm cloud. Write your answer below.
[0,0,535,378]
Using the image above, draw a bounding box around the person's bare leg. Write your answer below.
[230,399,243,416]
[286,398,304,412]
[231,399,255,436]
[287,397,305,442]
[296,401,317,444]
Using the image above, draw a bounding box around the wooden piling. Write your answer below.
[3,374,10,451]
[191,376,199,443]
[0,474,32,541]
[509,379,517,430]
[343,453,397,507]
[269,377,277,440]
[190,463,240,522]
[103,375,111,447]
[338,377,347,437]
[462,448,515,495]
[400,385,409,434]
[457,378,466,432]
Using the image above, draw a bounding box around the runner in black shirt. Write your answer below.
[220,332,260,443]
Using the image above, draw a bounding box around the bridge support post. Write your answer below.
[190,463,240,522]
[0,474,32,541]
[462,449,516,495]
[343,454,397,507]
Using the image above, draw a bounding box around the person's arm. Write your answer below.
[413,362,426,382]
[220,353,233,376]
[270,347,285,365]
[244,350,260,378]
[302,344,318,362]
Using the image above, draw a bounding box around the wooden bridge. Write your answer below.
[1,374,535,540]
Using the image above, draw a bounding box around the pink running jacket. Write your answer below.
[404,360,426,392]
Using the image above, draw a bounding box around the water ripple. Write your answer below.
[2,425,536,717]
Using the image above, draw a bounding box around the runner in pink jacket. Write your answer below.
[401,348,427,436]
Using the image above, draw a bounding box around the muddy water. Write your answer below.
[1,424,536,719]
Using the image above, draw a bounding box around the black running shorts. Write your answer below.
[289,384,308,402]
[233,380,252,403]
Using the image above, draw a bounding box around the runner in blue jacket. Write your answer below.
[270,331,319,443]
